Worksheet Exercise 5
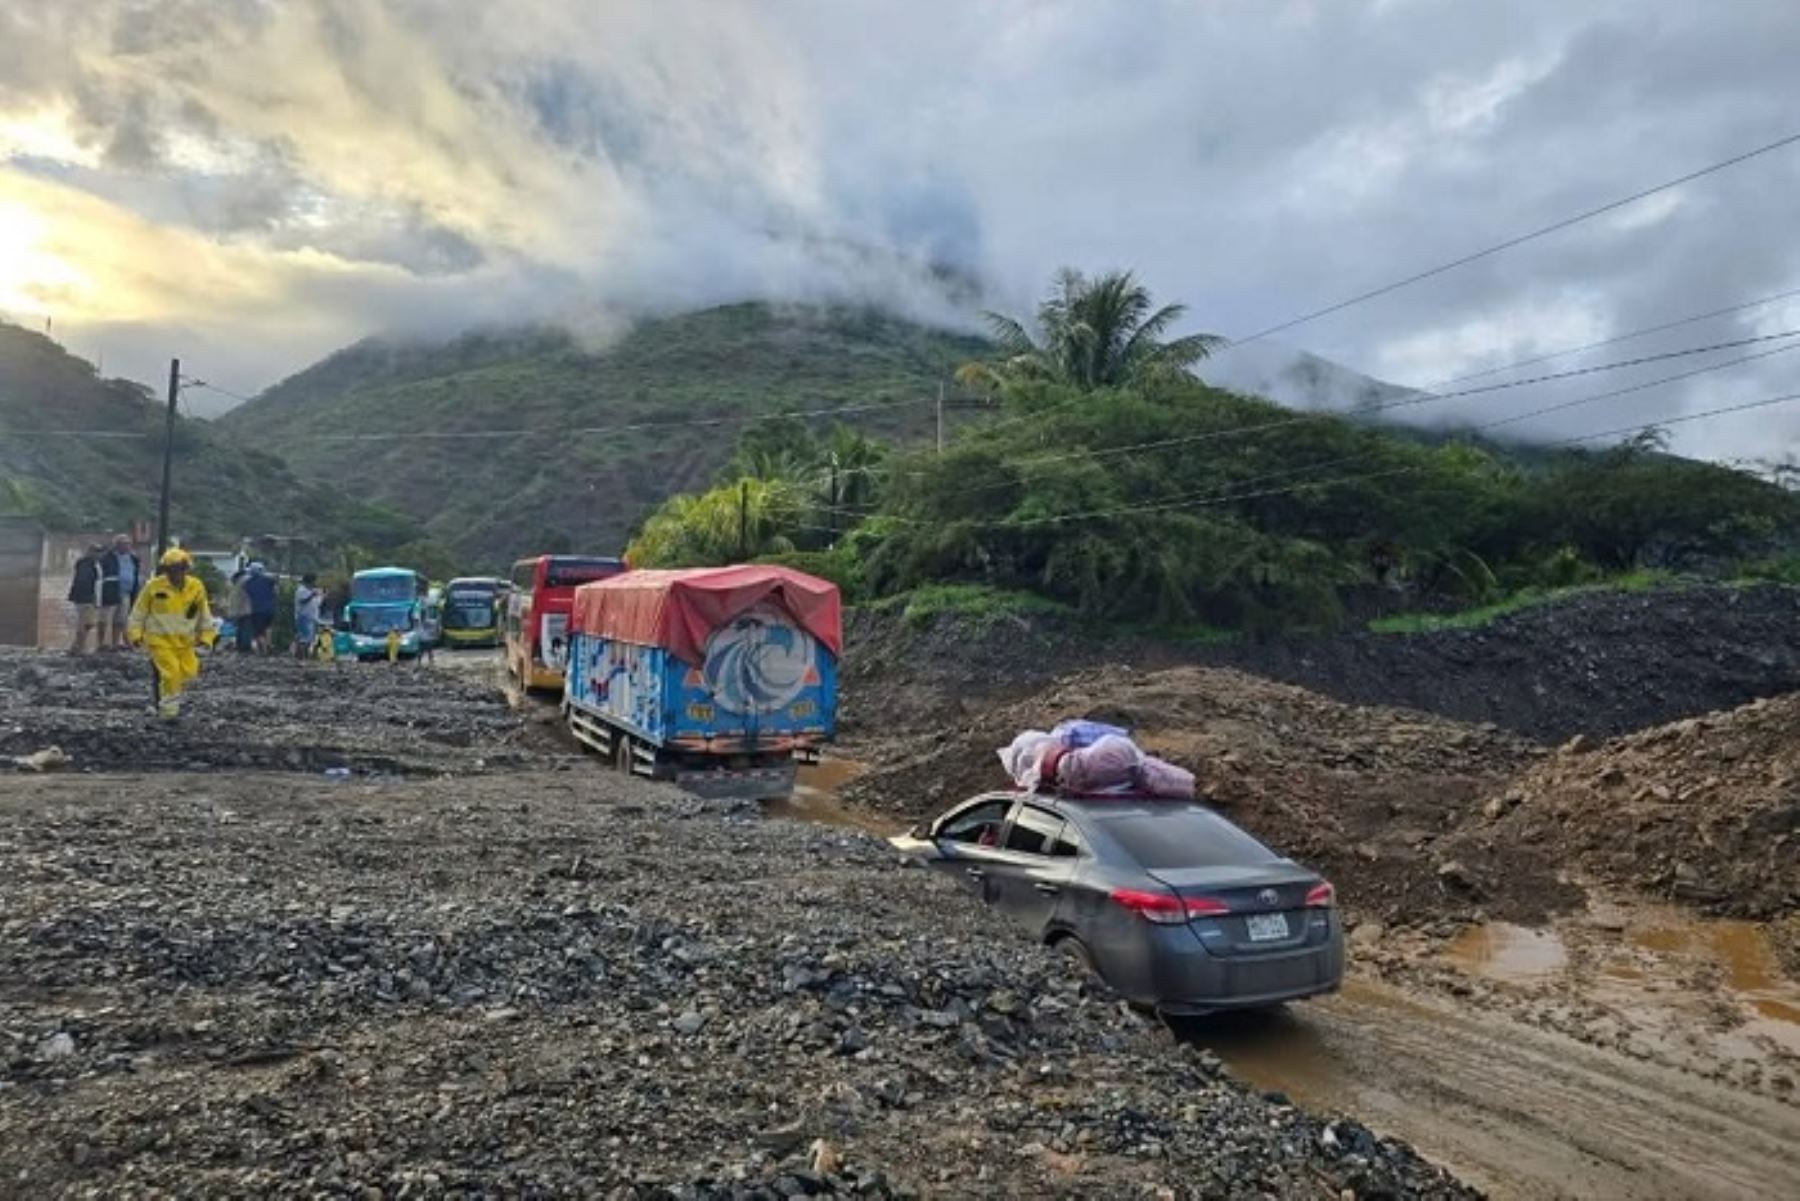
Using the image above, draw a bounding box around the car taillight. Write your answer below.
[1305,881,1336,908]
[1110,888,1228,924]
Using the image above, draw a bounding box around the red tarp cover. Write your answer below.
[570,565,843,665]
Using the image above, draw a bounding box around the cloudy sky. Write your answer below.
[2,0,1797,464]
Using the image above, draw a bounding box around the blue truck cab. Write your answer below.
[338,566,426,660]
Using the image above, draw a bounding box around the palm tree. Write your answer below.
[821,424,887,514]
[957,268,1227,392]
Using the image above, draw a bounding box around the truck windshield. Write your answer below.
[352,606,414,635]
[352,575,417,604]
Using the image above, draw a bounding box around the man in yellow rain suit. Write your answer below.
[127,548,216,719]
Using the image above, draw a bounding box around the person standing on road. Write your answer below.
[99,534,143,651]
[243,562,277,654]
[127,548,216,719]
[226,568,253,653]
[293,574,323,661]
[66,544,104,655]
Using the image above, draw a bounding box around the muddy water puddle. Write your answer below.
[1441,905,1800,1060]
[1623,912,1800,1037]
[1444,922,1568,982]
[763,759,901,837]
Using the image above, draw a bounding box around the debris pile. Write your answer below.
[1462,694,1800,919]
[0,771,1473,1198]
[0,648,550,776]
[844,664,1559,920]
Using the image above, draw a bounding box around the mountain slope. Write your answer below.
[221,304,988,566]
[0,323,413,551]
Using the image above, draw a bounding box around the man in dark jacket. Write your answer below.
[242,562,278,654]
[66,544,104,654]
[99,534,144,650]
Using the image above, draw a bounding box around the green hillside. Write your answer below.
[221,304,988,566]
[0,322,419,554]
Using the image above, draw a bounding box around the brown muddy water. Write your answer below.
[765,758,902,836]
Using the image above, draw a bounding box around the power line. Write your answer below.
[1426,283,1800,388]
[2,390,946,442]
[184,378,256,405]
[1229,129,1800,347]
[832,339,1800,530]
[1000,390,1800,528]
[302,394,939,442]
[890,328,1800,499]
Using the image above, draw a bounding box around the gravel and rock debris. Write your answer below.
[0,770,1474,1198]
[0,647,550,776]
[842,583,1800,745]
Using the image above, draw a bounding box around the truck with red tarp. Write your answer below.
[563,565,841,799]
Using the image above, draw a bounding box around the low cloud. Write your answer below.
[0,0,1796,461]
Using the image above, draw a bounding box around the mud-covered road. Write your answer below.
[1191,982,1799,1200]
[3,643,1797,1198]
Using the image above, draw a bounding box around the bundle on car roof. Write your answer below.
[999,719,1195,799]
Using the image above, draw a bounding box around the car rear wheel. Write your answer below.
[1053,935,1094,975]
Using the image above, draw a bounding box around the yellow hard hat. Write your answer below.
[159,548,193,568]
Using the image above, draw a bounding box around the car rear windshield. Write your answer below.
[1088,806,1280,870]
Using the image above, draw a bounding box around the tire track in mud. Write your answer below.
[1186,981,1800,1200]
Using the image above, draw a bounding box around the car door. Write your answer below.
[925,796,1018,905]
[989,804,1082,936]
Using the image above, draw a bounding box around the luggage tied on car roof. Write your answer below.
[997,724,1195,799]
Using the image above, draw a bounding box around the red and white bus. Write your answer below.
[503,554,628,691]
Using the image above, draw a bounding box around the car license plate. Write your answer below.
[1246,912,1290,942]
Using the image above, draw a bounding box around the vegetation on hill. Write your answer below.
[629,274,1800,634]
[0,322,441,567]
[220,304,988,567]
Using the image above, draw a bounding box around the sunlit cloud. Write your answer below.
[0,0,1793,462]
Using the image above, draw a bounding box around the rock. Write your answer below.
[1348,921,1386,948]
[985,989,1023,1016]
[809,1138,841,1176]
[39,1031,76,1060]
[1436,860,1477,891]
[673,1010,707,1036]
[11,745,69,772]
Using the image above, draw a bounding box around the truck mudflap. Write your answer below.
[673,761,799,802]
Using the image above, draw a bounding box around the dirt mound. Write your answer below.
[842,664,1577,922]
[1214,583,1800,743]
[0,649,552,776]
[1450,694,1800,920]
[843,583,1800,745]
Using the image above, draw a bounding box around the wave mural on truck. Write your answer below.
[702,604,815,715]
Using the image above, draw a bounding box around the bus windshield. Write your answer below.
[352,606,414,635]
[544,557,625,588]
[444,597,495,629]
[352,573,419,604]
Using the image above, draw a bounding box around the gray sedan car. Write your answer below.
[890,791,1344,1015]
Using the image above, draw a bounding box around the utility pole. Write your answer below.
[828,462,840,543]
[936,382,945,454]
[738,479,749,559]
[155,359,179,560]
